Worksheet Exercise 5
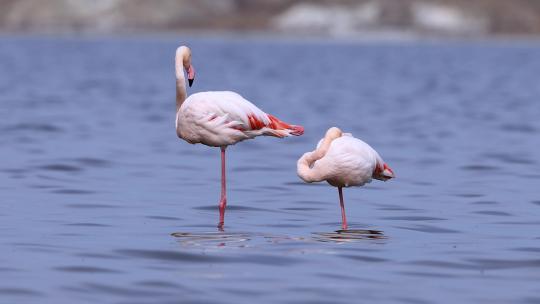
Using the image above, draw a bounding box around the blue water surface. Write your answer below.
[1,35,540,304]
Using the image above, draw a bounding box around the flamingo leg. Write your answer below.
[338,187,348,230]
[218,146,227,229]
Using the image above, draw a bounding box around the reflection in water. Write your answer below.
[172,230,385,247]
[312,229,386,243]
[171,232,253,247]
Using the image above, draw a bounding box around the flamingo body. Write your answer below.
[312,134,382,187]
[177,91,302,147]
[297,127,394,230]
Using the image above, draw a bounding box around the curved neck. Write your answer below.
[297,131,340,182]
[297,151,326,183]
[175,58,187,112]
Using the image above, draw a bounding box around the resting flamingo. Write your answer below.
[175,45,304,229]
[297,127,394,230]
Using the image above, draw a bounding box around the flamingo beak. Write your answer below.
[187,65,195,87]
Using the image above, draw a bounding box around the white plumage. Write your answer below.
[312,134,383,187]
[174,45,303,229]
[297,127,394,230]
[177,91,302,147]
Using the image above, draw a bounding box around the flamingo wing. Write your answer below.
[177,91,303,146]
[315,136,379,187]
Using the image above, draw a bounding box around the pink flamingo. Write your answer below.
[175,46,304,229]
[297,127,394,230]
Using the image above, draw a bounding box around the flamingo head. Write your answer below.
[176,45,196,87]
[373,163,395,181]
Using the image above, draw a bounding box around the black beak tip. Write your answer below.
[188,78,194,87]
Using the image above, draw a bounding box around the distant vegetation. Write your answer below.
[1,0,540,36]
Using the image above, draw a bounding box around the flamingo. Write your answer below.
[174,45,304,229]
[297,127,394,230]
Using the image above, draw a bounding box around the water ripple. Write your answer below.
[66,282,168,297]
[38,164,83,172]
[54,266,122,273]
[4,123,62,133]
[312,229,386,242]
[396,224,460,234]
[473,210,512,216]
[382,216,446,221]
[171,231,252,247]
[0,287,42,296]
[116,248,222,263]
[116,247,300,266]
[146,215,182,221]
[52,189,95,195]
[340,254,389,262]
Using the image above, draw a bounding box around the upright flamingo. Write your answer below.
[175,45,304,229]
[297,127,394,230]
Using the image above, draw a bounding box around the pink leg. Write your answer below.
[338,187,348,230]
[218,146,227,230]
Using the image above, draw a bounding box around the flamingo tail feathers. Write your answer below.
[267,114,304,137]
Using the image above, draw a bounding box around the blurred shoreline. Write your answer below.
[1,0,540,40]
[3,30,540,46]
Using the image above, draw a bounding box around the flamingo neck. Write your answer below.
[297,151,325,183]
[175,56,187,112]
[176,79,186,112]
[297,128,342,182]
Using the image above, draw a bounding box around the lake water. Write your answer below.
[1,35,540,304]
